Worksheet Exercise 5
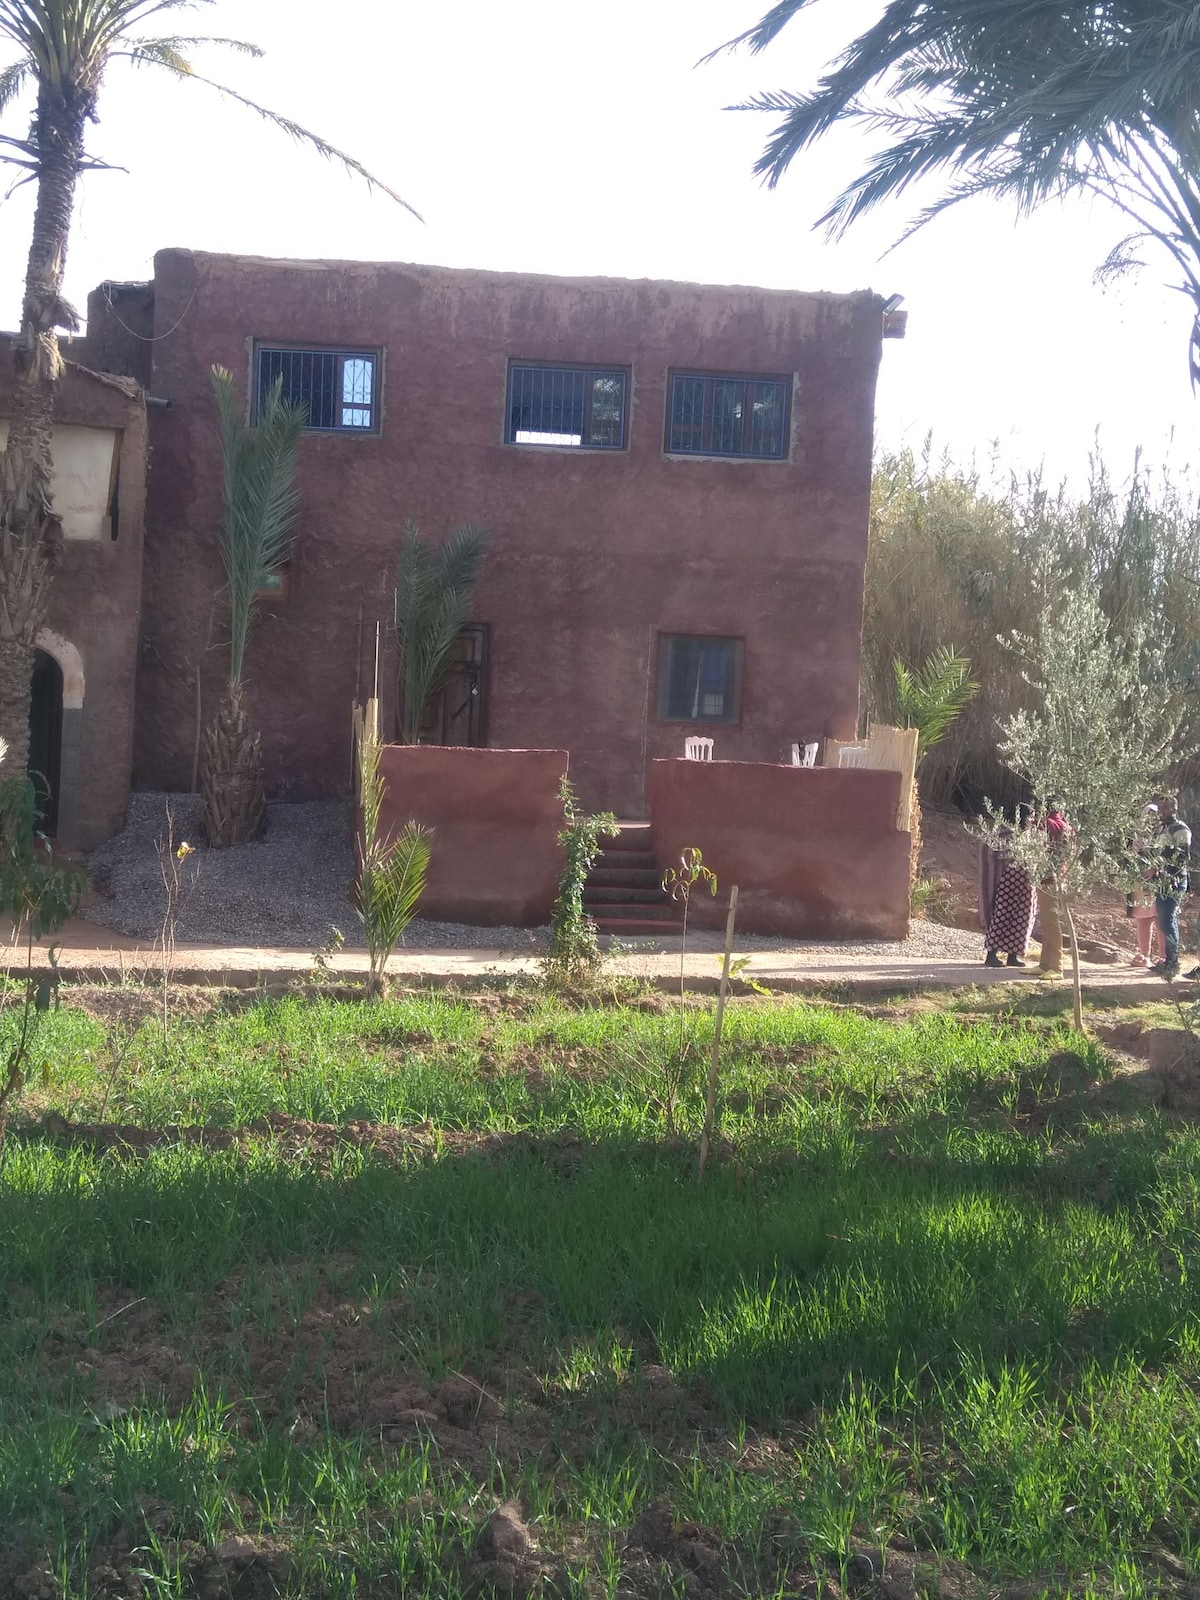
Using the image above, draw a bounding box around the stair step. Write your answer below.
[585,823,670,933]
[601,844,659,870]
[587,901,677,921]
[585,885,668,905]
[605,823,653,852]
[589,866,663,888]
[595,918,680,936]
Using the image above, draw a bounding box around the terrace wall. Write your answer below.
[375,745,567,927]
[648,758,910,940]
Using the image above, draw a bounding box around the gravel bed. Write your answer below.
[84,793,546,952]
[85,791,984,964]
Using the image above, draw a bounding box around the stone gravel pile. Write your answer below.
[84,793,545,952]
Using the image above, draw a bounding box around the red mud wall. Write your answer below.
[649,759,910,940]
[376,746,567,927]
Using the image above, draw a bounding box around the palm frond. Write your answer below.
[0,57,27,114]
[211,365,305,685]
[722,0,1200,374]
[893,646,980,758]
[437,521,492,598]
[358,820,432,965]
[395,521,491,743]
[120,35,262,74]
[700,0,822,63]
[0,1,416,215]
[131,58,422,217]
[356,731,432,987]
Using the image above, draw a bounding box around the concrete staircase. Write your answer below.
[585,821,678,936]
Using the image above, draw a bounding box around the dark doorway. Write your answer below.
[28,648,63,836]
[410,624,489,746]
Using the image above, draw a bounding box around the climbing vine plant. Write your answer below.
[542,776,619,987]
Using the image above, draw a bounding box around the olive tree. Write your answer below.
[978,585,1182,1030]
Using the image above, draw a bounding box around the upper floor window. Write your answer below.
[666,372,790,460]
[507,363,628,450]
[256,346,379,433]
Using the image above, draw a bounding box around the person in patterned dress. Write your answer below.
[980,826,1037,968]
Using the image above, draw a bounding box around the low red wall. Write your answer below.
[650,759,910,940]
[376,746,568,927]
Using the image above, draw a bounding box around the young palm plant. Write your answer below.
[199,366,304,847]
[894,646,980,895]
[893,647,980,764]
[395,521,491,743]
[356,730,431,993]
[0,0,417,774]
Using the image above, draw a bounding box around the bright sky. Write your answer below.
[0,0,1195,493]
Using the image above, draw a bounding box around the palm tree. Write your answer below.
[713,1,1200,378]
[199,366,304,847]
[0,1,417,776]
[394,521,492,744]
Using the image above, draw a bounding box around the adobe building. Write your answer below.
[0,351,147,850]
[81,248,900,822]
[4,250,905,874]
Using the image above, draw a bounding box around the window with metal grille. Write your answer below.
[507,363,627,449]
[666,372,790,459]
[256,346,379,432]
[657,635,744,723]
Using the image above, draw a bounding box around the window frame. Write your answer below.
[254,562,290,600]
[656,633,745,725]
[506,360,630,452]
[253,343,382,436]
[664,369,792,461]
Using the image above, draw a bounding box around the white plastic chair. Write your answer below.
[791,742,820,768]
[836,745,869,768]
[684,736,714,760]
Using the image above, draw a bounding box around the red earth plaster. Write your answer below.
[376,744,567,926]
[649,758,910,940]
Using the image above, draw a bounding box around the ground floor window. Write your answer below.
[657,634,743,723]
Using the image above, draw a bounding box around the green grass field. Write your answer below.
[1,986,1198,1598]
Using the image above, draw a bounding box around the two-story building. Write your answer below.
[7,247,900,844]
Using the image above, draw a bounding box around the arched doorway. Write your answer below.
[28,648,63,836]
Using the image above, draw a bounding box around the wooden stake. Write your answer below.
[1065,901,1084,1034]
[698,884,738,1185]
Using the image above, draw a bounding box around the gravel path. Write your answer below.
[84,791,984,963]
[84,793,543,952]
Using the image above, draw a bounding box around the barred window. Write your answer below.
[657,635,744,723]
[256,347,379,432]
[666,372,790,459]
[507,363,628,450]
